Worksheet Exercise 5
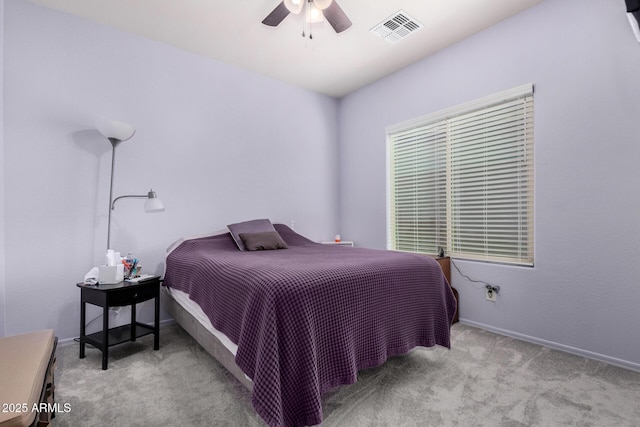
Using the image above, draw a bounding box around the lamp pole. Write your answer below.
[106,138,122,250]
[96,118,136,251]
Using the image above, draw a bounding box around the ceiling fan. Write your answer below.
[262,0,352,34]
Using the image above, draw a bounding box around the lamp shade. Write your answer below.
[144,190,165,213]
[96,118,136,142]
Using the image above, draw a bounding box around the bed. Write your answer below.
[163,221,457,427]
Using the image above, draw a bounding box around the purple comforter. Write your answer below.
[164,224,456,427]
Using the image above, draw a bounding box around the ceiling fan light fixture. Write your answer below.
[262,0,351,34]
[314,0,333,10]
[284,0,303,14]
[307,2,324,23]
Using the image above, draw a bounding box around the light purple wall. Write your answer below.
[2,0,339,340]
[338,0,640,370]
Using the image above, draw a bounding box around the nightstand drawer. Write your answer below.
[131,284,158,303]
[108,284,158,306]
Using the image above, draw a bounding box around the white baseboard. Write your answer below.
[160,318,176,327]
[460,319,640,373]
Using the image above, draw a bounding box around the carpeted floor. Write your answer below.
[51,323,640,426]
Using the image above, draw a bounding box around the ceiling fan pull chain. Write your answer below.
[301,1,307,37]
[308,0,313,39]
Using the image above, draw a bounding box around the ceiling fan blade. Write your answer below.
[323,1,352,33]
[262,1,290,27]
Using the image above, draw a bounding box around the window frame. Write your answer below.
[386,84,534,266]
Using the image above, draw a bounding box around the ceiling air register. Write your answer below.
[370,10,423,44]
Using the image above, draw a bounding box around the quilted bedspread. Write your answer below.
[163,224,457,427]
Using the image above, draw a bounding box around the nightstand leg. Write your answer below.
[154,295,160,350]
[79,301,86,359]
[131,303,137,341]
[102,305,109,370]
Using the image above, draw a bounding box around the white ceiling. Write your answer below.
[28,0,543,98]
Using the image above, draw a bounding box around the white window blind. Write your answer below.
[388,121,448,254]
[387,84,534,266]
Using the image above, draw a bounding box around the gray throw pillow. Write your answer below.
[239,231,288,251]
[227,219,276,251]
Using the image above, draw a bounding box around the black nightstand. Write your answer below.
[77,277,160,370]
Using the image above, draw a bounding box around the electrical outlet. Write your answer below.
[485,287,497,302]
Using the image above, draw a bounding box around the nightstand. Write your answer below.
[77,277,160,370]
[434,256,459,324]
[320,241,354,247]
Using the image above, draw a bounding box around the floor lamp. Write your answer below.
[96,119,165,250]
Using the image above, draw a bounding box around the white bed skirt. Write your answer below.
[162,286,253,391]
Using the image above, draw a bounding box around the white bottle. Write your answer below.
[106,249,115,266]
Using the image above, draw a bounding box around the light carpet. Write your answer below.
[51,323,640,426]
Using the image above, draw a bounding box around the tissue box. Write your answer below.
[99,264,124,284]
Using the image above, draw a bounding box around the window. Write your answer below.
[387,84,534,266]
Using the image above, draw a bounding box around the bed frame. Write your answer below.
[162,287,253,391]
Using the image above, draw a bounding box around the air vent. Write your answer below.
[370,10,423,44]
